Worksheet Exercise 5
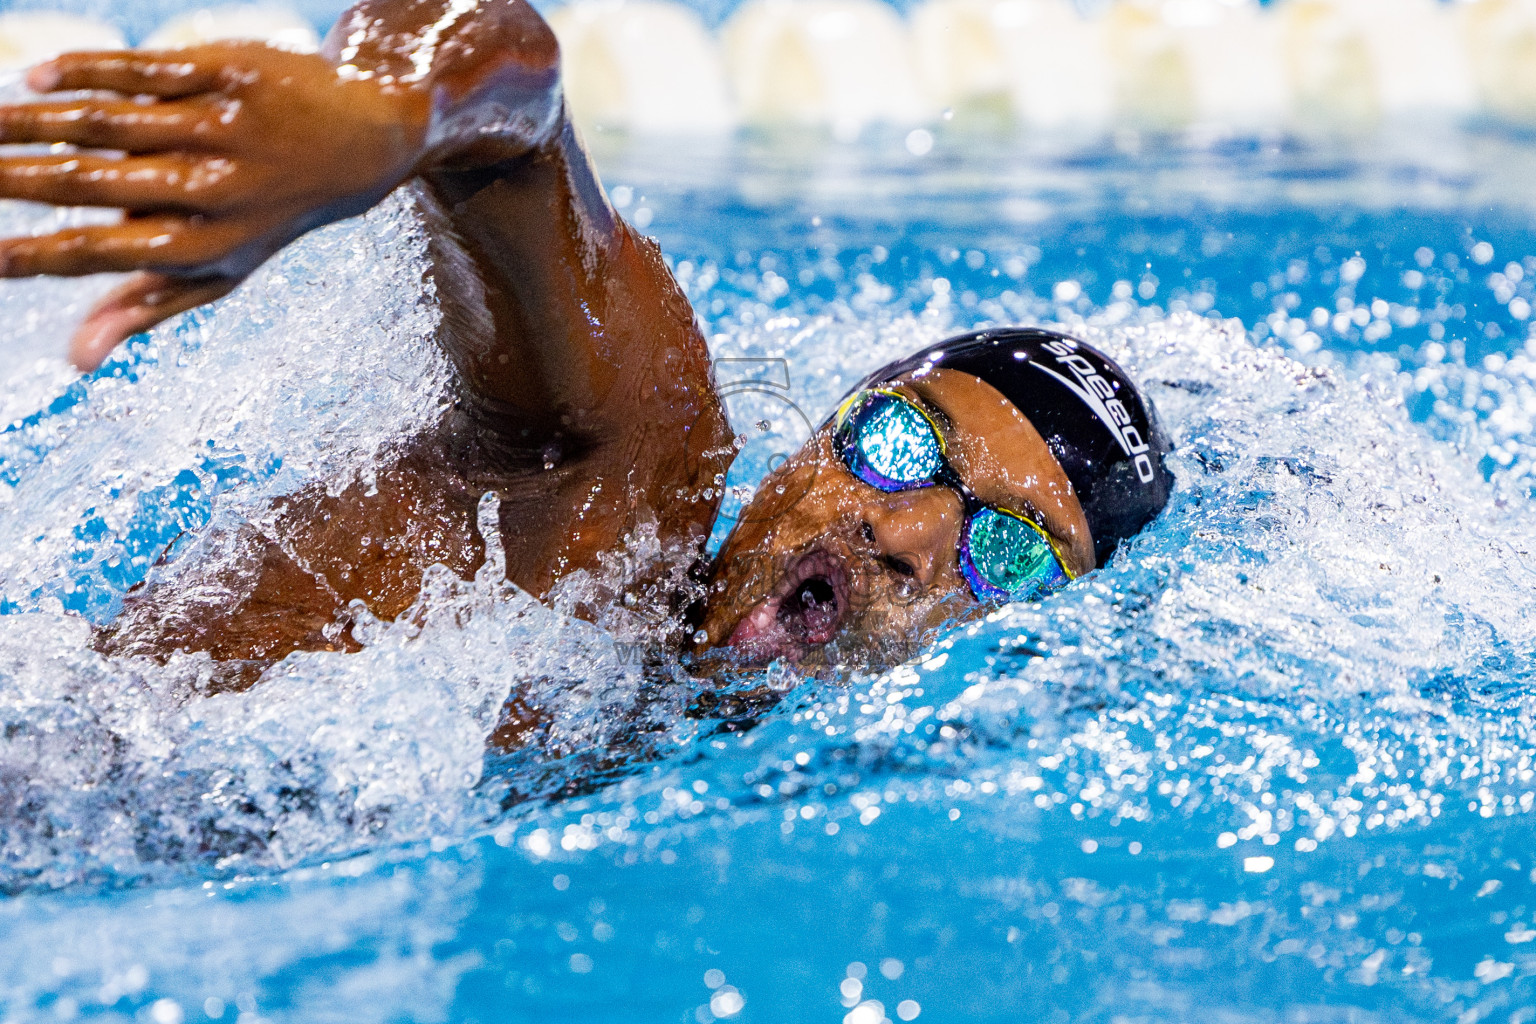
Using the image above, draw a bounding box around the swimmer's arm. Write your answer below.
[335,1,725,466]
[319,0,564,167]
[0,0,565,370]
[0,0,729,506]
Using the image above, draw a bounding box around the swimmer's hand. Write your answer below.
[0,45,432,371]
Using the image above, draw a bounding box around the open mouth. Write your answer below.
[725,548,850,663]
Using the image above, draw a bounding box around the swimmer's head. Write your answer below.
[697,328,1174,668]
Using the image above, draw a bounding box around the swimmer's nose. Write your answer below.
[860,490,963,588]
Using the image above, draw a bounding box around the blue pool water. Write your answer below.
[3,120,1536,1023]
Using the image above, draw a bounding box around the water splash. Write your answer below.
[2,133,1536,1019]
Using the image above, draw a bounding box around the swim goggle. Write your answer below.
[832,387,1077,603]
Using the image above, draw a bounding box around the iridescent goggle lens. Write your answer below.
[833,387,945,491]
[961,506,1070,602]
[833,388,1074,603]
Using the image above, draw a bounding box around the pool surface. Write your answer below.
[3,91,1536,1024]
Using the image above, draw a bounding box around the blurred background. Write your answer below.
[0,0,1529,137]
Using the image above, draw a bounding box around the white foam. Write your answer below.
[0,191,449,616]
[0,181,722,884]
[710,291,1536,847]
[3,214,1536,884]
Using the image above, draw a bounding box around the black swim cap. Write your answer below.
[854,327,1173,567]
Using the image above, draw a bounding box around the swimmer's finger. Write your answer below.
[0,155,232,212]
[0,217,250,277]
[69,271,237,371]
[0,98,230,152]
[28,52,223,99]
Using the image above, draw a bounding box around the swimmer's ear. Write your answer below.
[69,271,237,372]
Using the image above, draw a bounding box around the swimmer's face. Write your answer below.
[698,368,1097,670]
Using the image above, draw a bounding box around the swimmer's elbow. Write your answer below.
[384,0,569,168]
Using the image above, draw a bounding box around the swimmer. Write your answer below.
[0,0,1173,697]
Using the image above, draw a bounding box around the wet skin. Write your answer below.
[0,0,1093,698]
[697,368,1095,670]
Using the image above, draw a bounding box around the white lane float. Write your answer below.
[1105,1,1201,126]
[1350,0,1474,115]
[0,13,125,71]
[1179,1,1289,126]
[910,0,1031,119]
[1458,0,1536,123]
[911,0,1114,129]
[1280,0,1474,122]
[1103,0,1288,127]
[549,0,734,134]
[0,0,1517,132]
[723,0,929,133]
[142,4,322,53]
